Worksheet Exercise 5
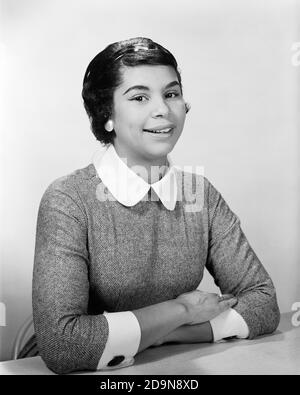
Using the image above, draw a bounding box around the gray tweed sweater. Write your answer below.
[32,163,280,374]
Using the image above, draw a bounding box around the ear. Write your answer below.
[185,102,191,114]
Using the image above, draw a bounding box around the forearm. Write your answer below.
[133,291,237,350]
[156,321,213,345]
[133,299,188,352]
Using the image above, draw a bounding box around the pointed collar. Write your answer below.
[93,144,177,210]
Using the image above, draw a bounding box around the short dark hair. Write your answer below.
[82,37,183,145]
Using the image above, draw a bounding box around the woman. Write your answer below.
[30,37,280,374]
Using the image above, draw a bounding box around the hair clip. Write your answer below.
[113,45,150,63]
[133,45,149,52]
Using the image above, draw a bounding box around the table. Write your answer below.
[0,312,299,375]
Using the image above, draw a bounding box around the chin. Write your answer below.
[146,144,173,159]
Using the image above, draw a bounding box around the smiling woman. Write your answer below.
[111,65,186,179]
[24,37,280,374]
[82,38,188,182]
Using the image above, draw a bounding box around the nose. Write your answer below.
[151,96,169,118]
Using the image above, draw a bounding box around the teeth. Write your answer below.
[147,128,172,134]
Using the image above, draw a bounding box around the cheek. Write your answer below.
[174,102,186,125]
[114,106,139,131]
[121,105,145,123]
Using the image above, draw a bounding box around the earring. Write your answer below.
[185,103,191,114]
[105,120,114,132]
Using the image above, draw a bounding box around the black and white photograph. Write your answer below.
[0,0,299,377]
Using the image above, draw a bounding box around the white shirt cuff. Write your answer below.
[97,311,141,370]
[209,308,249,342]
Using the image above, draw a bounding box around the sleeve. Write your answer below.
[97,311,141,370]
[204,178,280,339]
[209,308,249,342]
[32,181,109,374]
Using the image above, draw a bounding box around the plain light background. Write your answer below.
[0,0,299,361]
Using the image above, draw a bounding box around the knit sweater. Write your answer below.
[32,163,280,374]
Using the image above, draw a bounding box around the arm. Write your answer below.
[152,321,213,346]
[204,178,280,339]
[99,292,234,370]
[33,183,109,374]
[133,291,236,352]
[33,182,234,374]
[151,294,241,346]
[33,183,190,374]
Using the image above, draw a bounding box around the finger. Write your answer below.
[218,294,235,302]
[218,297,238,312]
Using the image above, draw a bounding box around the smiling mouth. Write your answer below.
[143,127,173,135]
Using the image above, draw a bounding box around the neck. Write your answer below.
[113,145,169,184]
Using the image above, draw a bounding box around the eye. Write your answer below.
[130,95,148,102]
[165,91,180,99]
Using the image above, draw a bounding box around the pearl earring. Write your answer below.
[105,120,114,132]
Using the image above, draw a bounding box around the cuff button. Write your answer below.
[107,355,125,367]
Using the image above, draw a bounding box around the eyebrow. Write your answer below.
[123,80,180,95]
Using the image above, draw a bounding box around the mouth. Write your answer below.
[143,127,174,136]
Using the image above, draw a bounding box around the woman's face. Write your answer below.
[110,65,186,166]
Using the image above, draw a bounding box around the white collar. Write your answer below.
[93,144,177,210]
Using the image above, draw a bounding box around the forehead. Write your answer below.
[117,65,179,89]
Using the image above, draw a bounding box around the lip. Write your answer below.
[144,129,174,138]
[143,124,175,132]
[143,127,174,137]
